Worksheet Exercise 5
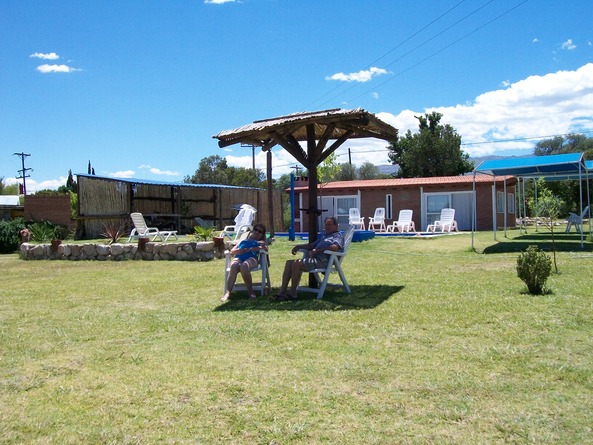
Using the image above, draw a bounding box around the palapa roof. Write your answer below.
[212,108,398,149]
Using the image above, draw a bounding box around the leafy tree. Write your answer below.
[184,155,229,184]
[226,166,265,188]
[0,177,4,194]
[387,112,473,178]
[335,163,357,181]
[534,133,593,159]
[317,152,340,185]
[530,186,563,273]
[358,161,380,180]
[2,183,19,195]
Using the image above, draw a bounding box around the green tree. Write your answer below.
[358,161,380,180]
[335,163,357,181]
[536,187,563,273]
[387,112,473,178]
[226,166,265,188]
[534,133,593,159]
[0,177,4,194]
[184,155,229,184]
[317,152,340,185]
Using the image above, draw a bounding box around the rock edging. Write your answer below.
[19,241,225,261]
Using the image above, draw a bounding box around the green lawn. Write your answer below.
[1,229,592,444]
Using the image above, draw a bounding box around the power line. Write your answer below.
[13,152,33,195]
[345,0,529,104]
[302,0,468,111]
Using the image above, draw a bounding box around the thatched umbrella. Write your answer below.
[214,108,398,241]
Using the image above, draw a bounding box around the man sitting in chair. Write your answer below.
[221,223,267,302]
[272,217,344,301]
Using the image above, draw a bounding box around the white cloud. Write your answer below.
[326,67,388,83]
[561,39,576,50]
[532,38,539,44]
[371,92,379,99]
[204,0,237,4]
[109,170,136,178]
[227,63,593,172]
[149,168,180,176]
[36,64,80,73]
[30,52,59,60]
[138,164,180,176]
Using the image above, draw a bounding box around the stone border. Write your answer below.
[19,241,227,261]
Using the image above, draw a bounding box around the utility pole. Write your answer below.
[241,143,257,170]
[290,165,301,176]
[13,152,32,195]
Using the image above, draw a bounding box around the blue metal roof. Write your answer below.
[75,173,262,190]
[474,153,589,178]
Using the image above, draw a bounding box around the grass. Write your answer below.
[1,229,592,444]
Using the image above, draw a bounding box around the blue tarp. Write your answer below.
[474,153,589,178]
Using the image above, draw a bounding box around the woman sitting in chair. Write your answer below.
[221,223,267,302]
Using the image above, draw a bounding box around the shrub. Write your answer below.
[0,218,27,254]
[29,221,59,243]
[517,245,552,294]
[101,222,126,244]
[194,225,216,241]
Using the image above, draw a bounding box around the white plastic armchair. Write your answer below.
[127,212,178,242]
[427,208,458,233]
[565,205,590,233]
[348,208,366,230]
[223,246,271,298]
[221,204,257,241]
[367,207,386,232]
[387,209,416,233]
[297,224,355,299]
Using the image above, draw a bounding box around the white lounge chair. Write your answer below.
[367,208,387,232]
[386,209,416,233]
[127,212,178,242]
[427,208,458,233]
[223,244,271,298]
[221,204,257,241]
[348,208,366,230]
[297,224,355,299]
[565,205,590,233]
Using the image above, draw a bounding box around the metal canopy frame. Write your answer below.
[213,108,398,242]
[472,153,592,249]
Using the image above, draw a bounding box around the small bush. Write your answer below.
[517,245,552,294]
[29,222,59,243]
[100,222,126,244]
[194,225,216,241]
[0,218,27,254]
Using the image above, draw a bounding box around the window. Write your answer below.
[507,193,515,214]
[497,191,505,213]
[426,194,451,226]
[385,194,393,220]
[335,196,358,225]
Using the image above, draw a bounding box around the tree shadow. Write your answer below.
[213,284,403,312]
[482,232,592,254]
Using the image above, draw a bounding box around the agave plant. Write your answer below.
[100,222,126,244]
[29,222,59,243]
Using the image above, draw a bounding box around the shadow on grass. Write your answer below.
[214,284,403,312]
[482,232,592,254]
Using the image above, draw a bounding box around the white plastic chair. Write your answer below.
[297,225,355,299]
[565,205,590,233]
[127,212,178,242]
[223,246,271,297]
[221,204,257,241]
[367,208,386,232]
[427,208,458,232]
[348,208,365,230]
[386,209,416,233]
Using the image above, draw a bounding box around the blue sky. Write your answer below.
[2,0,593,192]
